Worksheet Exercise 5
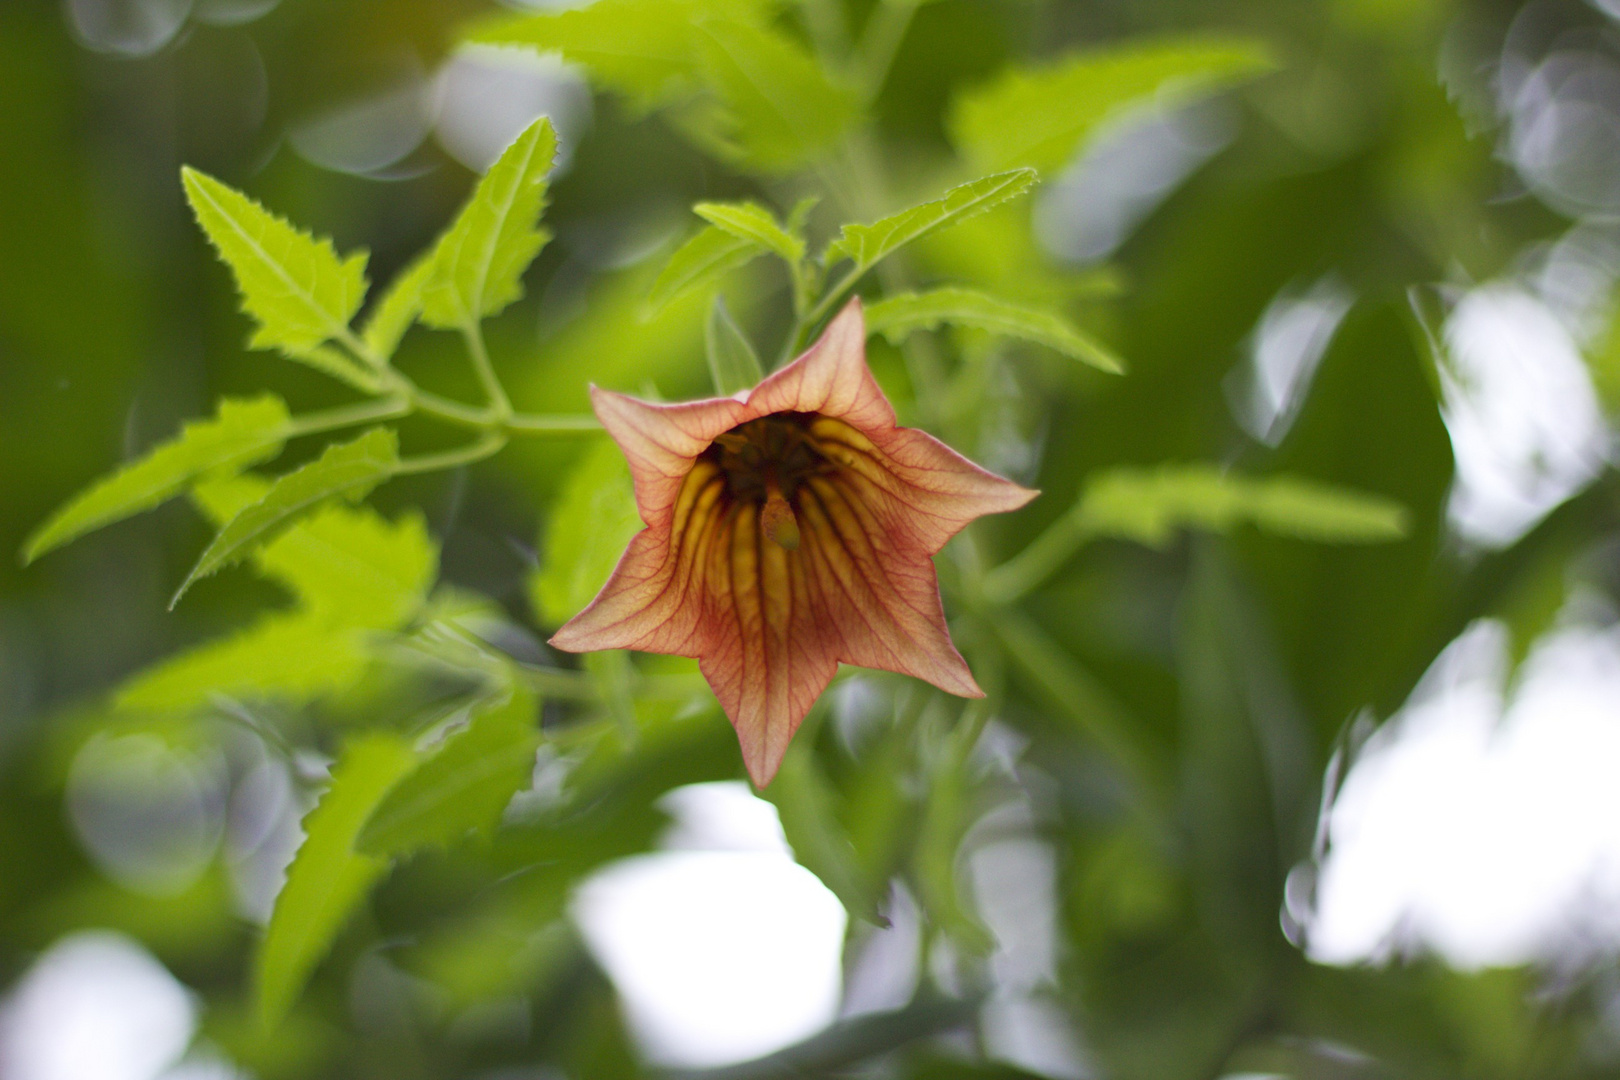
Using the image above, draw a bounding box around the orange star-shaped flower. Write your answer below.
[549,299,1036,785]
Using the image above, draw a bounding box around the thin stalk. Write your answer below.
[461,322,512,420]
[857,1,918,105]
[283,395,410,439]
[406,384,497,429]
[980,508,1095,605]
[394,431,508,476]
[504,412,603,435]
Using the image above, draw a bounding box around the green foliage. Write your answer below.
[173,428,400,606]
[357,686,541,856]
[1080,464,1410,547]
[531,439,642,625]
[825,170,1038,270]
[420,118,557,330]
[470,0,706,111]
[255,735,415,1030]
[705,295,764,394]
[116,612,370,710]
[181,168,370,357]
[193,473,438,629]
[950,37,1276,173]
[646,224,767,312]
[865,286,1123,373]
[361,255,432,360]
[22,394,290,564]
[694,200,805,263]
[762,739,879,923]
[690,20,859,172]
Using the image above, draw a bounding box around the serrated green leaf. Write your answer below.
[1081,465,1408,547]
[949,36,1276,173]
[23,395,290,564]
[361,255,433,360]
[531,439,643,625]
[691,20,859,172]
[468,0,701,111]
[646,225,767,313]
[357,686,540,856]
[825,169,1037,269]
[694,201,805,263]
[196,473,438,629]
[255,735,415,1031]
[706,295,765,395]
[181,167,369,355]
[115,612,370,711]
[173,428,399,607]
[421,118,557,330]
[865,287,1124,373]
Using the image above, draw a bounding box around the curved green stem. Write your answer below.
[505,412,603,434]
[394,431,508,476]
[284,395,411,439]
[980,507,1096,605]
[462,322,512,421]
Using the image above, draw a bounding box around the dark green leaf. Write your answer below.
[357,686,541,855]
[691,20,859,172]
[255,735,415,1030]
[705,295,765,395]
[950,36,1275,173]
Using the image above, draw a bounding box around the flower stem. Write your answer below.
[979,506,1097,605]
[394,431,508,476]
[283,396,411,439]
[461,322,512,421]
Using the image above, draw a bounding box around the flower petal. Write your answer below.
[747,300,895,433]
[588,386,749,530]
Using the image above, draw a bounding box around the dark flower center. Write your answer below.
[703,412,832,505]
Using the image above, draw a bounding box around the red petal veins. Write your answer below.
[551,298,1038,785]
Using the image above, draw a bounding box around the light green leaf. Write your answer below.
[865,287,1124,373]
[356,686,540,856]
[23,395,290,564]
[825,169,1037,269]
[531,438,642,625]
[1080,465,1408,547]
[255,735,415,1031]
[181,167,369,355]
[468,0,701,111]
[421,118,557,330]
[949,36,1275,173]
[646,225,767,313]
[192,474,437,629]
[691,20,859,172]
[694,201,805,263]
[361,255,433,360]
[116,612,370,711]
[706,295,765,395]
[173,428,399,607]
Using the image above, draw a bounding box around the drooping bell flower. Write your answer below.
[549,299,1036,785]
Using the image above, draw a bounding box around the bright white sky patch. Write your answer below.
[1309,617,1620,969]
[0,931,197,1080]
[572,781,848,1068]
[1439,284,1609,548]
